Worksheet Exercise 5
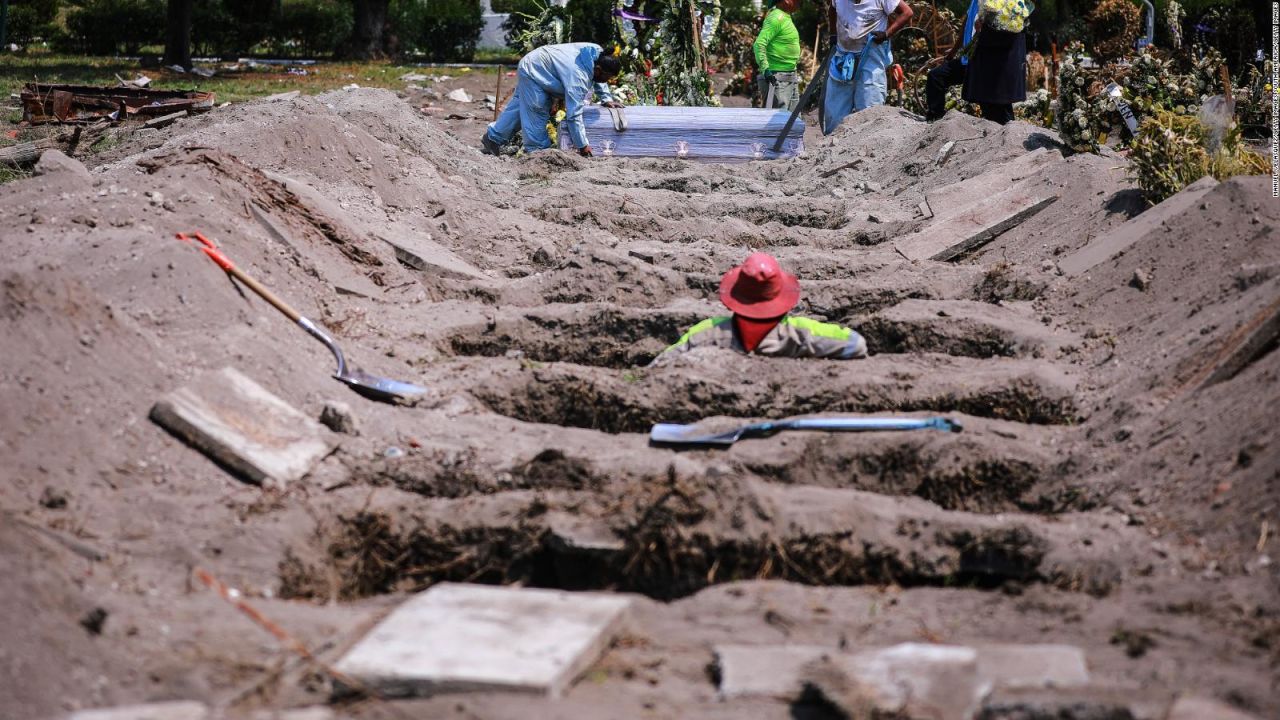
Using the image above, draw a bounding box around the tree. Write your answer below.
[163,0,193,68]
[345,0,390,59]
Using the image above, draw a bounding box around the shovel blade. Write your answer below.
[649,423,741,447]
[337,369,427,404]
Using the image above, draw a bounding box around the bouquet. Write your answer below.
[981,0,1033,33]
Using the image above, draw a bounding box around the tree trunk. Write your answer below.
[163,0,193,69]
[345,0,390,60]
[0,0,10,50]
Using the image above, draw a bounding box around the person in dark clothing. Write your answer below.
[924,0,980,120]
[961,14,1026,125]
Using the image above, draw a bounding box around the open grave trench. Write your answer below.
[233,96,1145,634]
[13,88,1276,717]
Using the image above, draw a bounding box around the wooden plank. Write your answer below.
[1057,176,1219,276]
[924,148,1059,218]
[0,139,55,168]
[895,191,1058,262]
[143,110,188,129]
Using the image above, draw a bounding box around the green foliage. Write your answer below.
[64,0,165,55]
[392,0,485,61]
[506,0,572,53]
[1129,109,1269,203]
[6,0,60,48]
[277,0,354,57]
[503,0,616,50]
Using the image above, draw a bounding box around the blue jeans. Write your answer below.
[822,41,893,135]
[485,70,553,153]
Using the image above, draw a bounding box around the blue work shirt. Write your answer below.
[518,42,615,149]
[961,0,980,66]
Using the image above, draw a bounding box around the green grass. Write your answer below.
[0,51,501,104]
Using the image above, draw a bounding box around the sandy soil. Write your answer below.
[1,74,1277,720]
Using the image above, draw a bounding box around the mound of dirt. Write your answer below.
[1,87,1275,718]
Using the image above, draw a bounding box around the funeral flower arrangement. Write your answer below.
[1054,44,1102,152]
[979,0,1033,33]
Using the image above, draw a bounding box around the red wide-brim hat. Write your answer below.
[718,253,801,320]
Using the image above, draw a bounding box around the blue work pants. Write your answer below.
[486,69,555,153]
[822,41,893,135]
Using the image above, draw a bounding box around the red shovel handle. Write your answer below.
[176,231,235,271]
[174,231,303,324]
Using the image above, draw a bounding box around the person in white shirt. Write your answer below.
[822,0,912,134]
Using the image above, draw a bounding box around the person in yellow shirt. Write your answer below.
[753,0,803,110]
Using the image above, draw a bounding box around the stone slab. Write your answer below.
[250,709,335,720]
[896,191,1059,262]
[974,643,1089,689]
[982,686,1171,720]
[1057,176,1218,276]
[715,644,828,699]
[68,701,209,720]
[334,583,632,698]
[808,643,985,720]
[925,148,1060,218]
[149,367,337,488]
[717,642,1086,704]
[378,233,488,280]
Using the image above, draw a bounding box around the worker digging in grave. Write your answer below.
[754,0,803,111]
[653,252,868,364]
[822,0,913,135]
[481,42,623,157]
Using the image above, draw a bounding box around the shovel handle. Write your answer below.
[177,231,303,324]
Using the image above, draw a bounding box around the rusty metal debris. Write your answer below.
[20,83,215,125]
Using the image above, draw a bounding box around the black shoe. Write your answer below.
[480,133,502,155]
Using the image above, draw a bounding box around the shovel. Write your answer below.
[175,231,427,404]
[772,42,839,152]
[650,415,962,448]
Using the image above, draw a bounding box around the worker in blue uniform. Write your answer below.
[924,0,981,120]
[481,42,623,157]
[822,0,913,135]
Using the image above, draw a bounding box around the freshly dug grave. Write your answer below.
[0,88,1276,720]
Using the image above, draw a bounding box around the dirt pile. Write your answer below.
[1,88,1275,718]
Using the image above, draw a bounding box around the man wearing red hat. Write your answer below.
[656,253,868,363]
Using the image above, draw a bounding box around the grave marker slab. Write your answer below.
[150,367,336,487]
[334,583,632,698]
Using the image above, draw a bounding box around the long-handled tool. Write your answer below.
[175,231,426,404]
[774,37,878,151]
[772,41,839,152]
[650,415,962,448]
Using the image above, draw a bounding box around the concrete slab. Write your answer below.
[378,233,488,280]
[715,644,828,699]
[250,708,335,720]
[974,643,1089,689]
[333,583,633,698]
[150,367,337,488]
[68,701,209,720]
[925,149,1060,218]
[1057,176,1218,276]
[896,191,1059,262]
[718,642,1085,705]
[807,643,985,720]
[982,686,1172,720]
